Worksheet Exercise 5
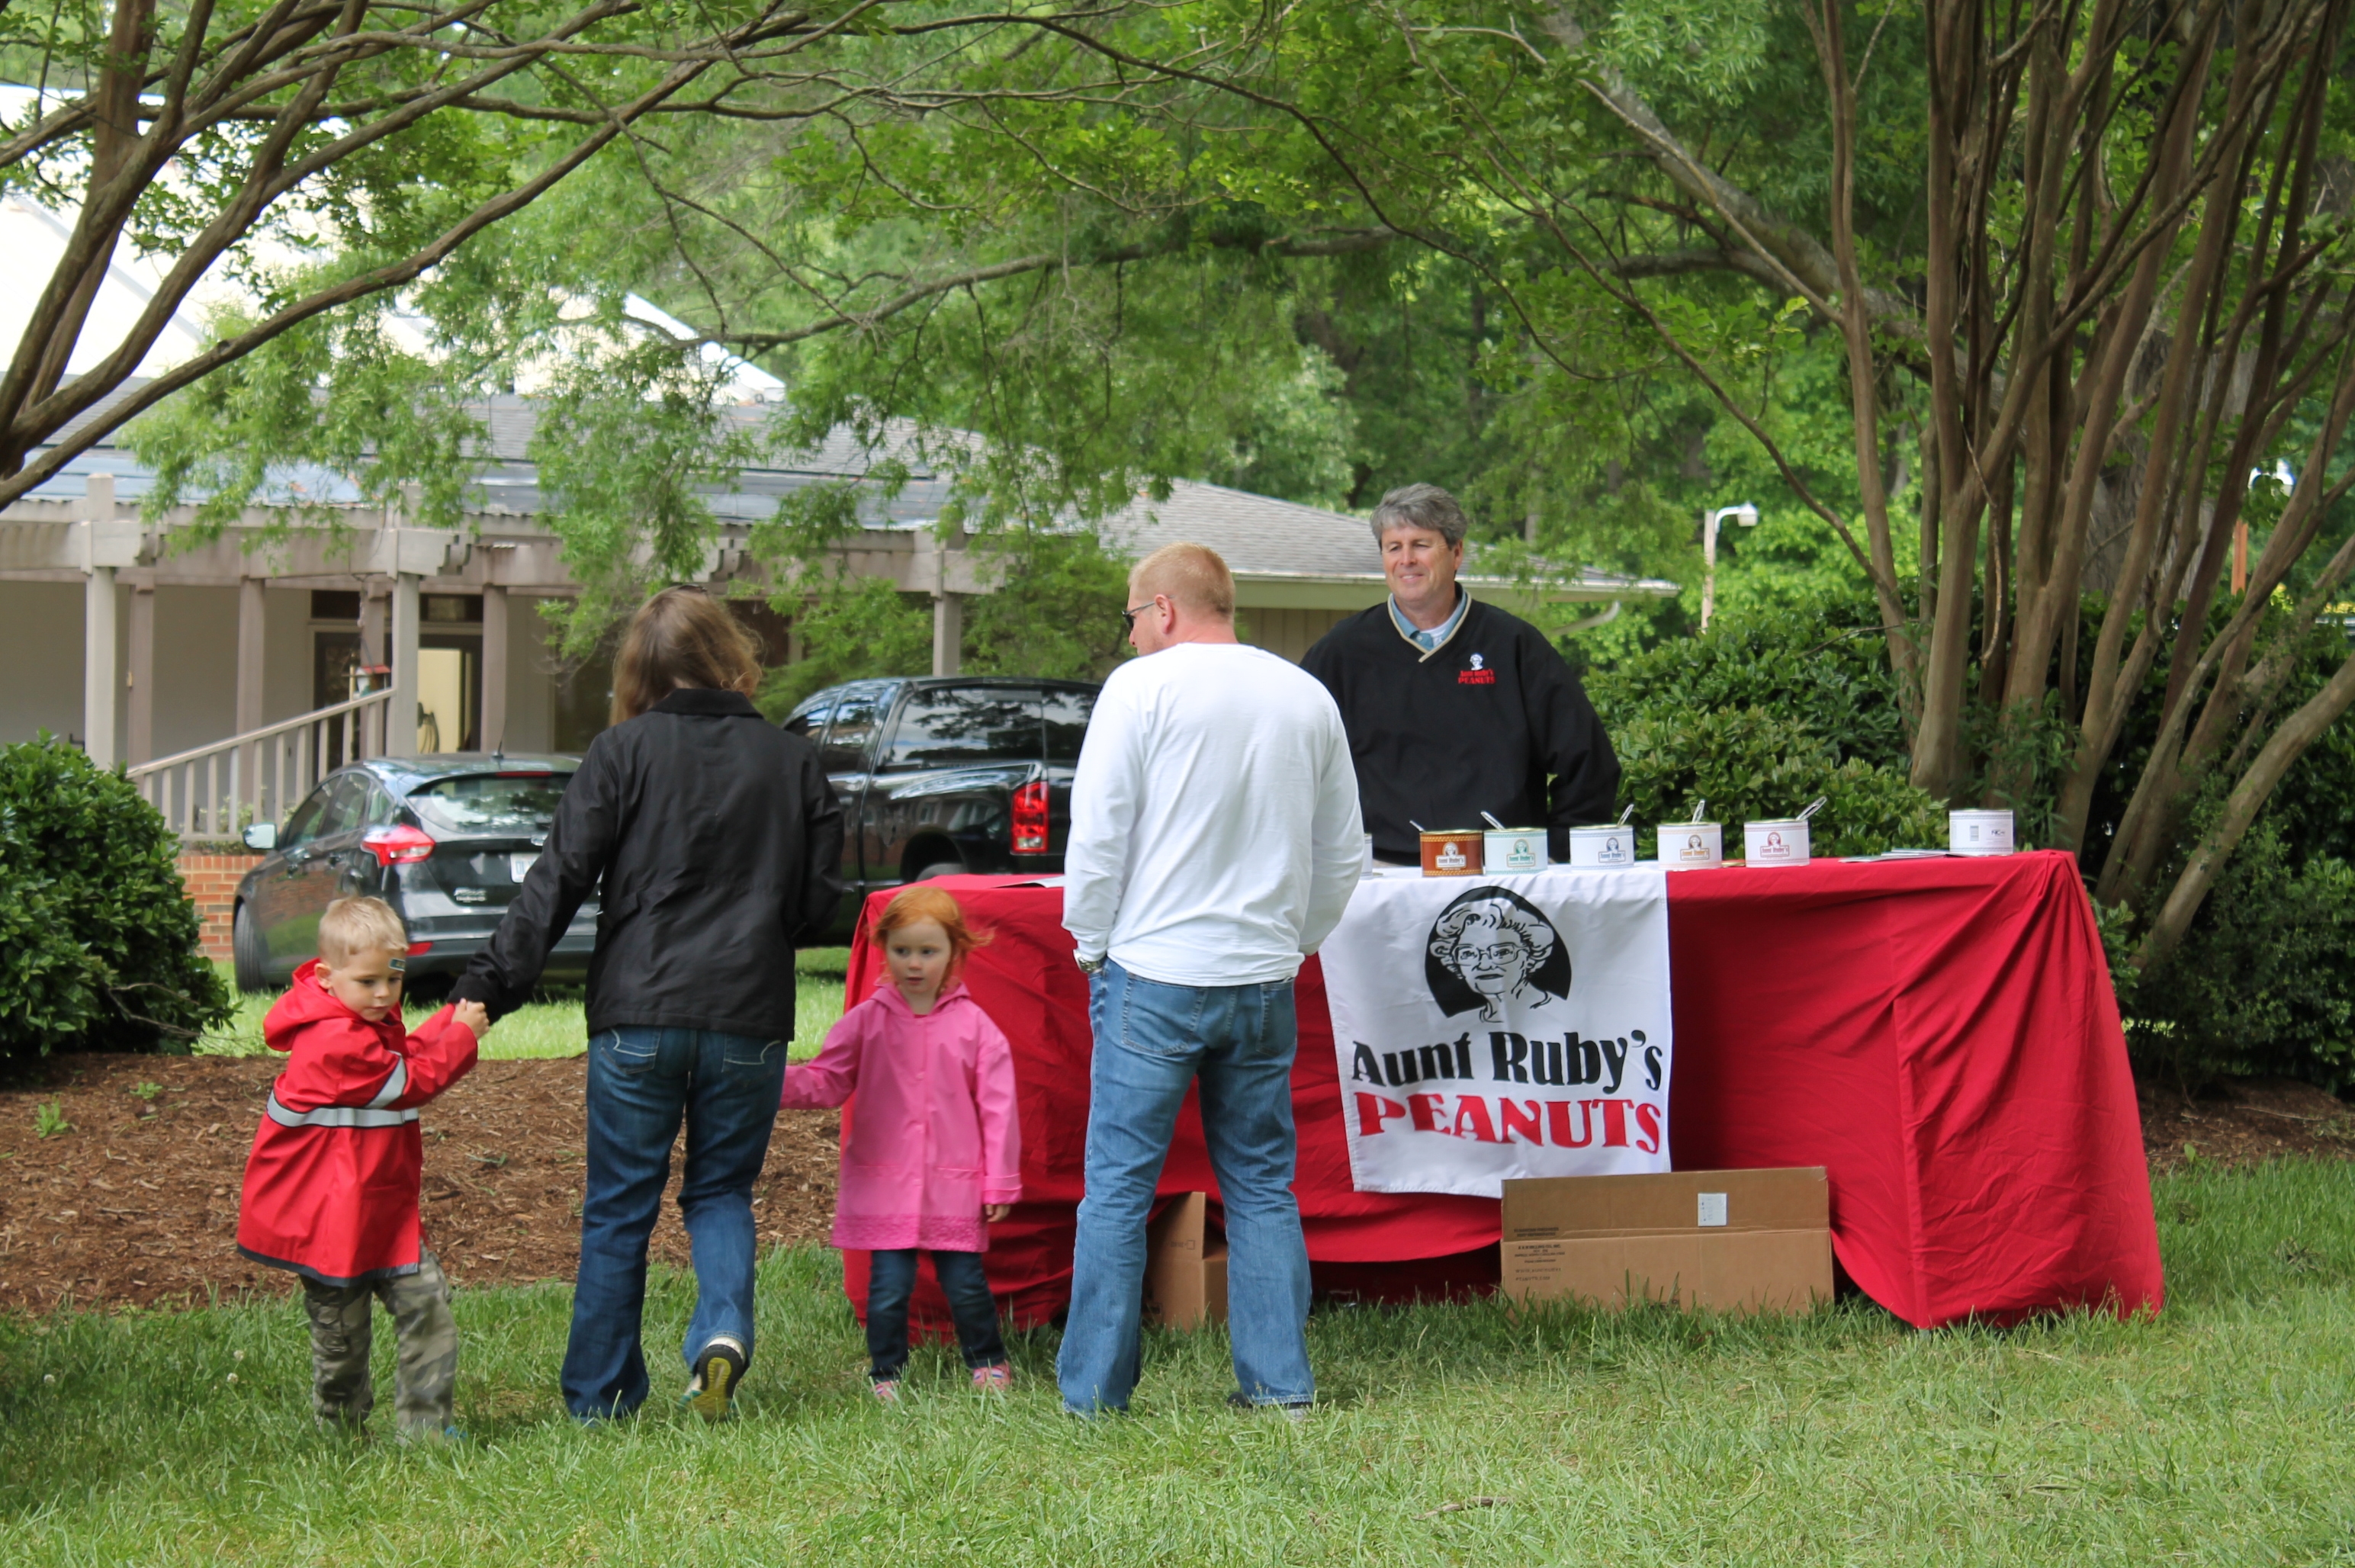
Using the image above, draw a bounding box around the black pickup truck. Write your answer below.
[783,676,1100,943]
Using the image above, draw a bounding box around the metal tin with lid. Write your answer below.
[1948,808,2016,856]
[1567,823,1637,869]
[1482,827,1549,873]
[1661,821,1724,868]
[1743,819,1810,866]
[1419,830,1483,876]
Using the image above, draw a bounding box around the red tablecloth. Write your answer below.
[832,850,2161,1330]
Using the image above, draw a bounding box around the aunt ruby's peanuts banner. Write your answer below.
[1320,869,1674,1197]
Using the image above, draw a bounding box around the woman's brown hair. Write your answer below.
[609,586,763,725]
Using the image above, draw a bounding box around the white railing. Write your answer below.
[129,687,399,844]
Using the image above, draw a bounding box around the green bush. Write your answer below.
[1589,597,1944,856]
[0,737,230,1062]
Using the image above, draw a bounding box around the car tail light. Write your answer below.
[1011,779,1050,854]
[406,941,433,956]
[363,824,437,867]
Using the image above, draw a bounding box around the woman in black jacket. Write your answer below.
[453,586,843,1422]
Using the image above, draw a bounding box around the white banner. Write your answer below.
[1320,867,1674,1197]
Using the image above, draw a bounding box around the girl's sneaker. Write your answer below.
[972,1364,1013,1393]
[870,1378,902,1405]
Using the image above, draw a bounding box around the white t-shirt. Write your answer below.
[1062,641,1364,987]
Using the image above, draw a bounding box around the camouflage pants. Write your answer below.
[302,1251,458,1437]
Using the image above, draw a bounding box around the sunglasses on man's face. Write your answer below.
[1119,599,1161,631]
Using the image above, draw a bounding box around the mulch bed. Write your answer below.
[0,1054,2347,1316]
[0,1054,840,1315]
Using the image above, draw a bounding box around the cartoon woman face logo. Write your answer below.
[1425,888,1573,1022]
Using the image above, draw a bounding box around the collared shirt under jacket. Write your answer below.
[779,977,1023,1253]
[451,688,846,1040]
[236,962,479,1287]
[1302,596,1620,863]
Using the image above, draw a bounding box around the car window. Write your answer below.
[882,687,1043,770]
[316,774,371,837]
[406,773,573,834]
[1043,689,1096,766]
[364,785,400,827]
[782,695,834,741]
[820,689,885,773]
[281,782,333,847]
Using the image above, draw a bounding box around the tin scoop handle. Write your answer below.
[1690,798,1708,824]
[1480,811,1507,831]
[1409,820,1429,834]
[1796,796,1828,823]
[1616,803,1635,826]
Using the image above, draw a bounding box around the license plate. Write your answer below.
[510,853,539,883]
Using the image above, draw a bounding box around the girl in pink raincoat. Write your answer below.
[782,885,1023,1401]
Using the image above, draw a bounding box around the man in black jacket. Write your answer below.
[1301,484,1619,863]
[451,586,843,1424]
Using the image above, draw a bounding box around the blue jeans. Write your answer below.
[1057,959,1314,1413]
[563,1027,786,1420]
[866,1249,1008,1382]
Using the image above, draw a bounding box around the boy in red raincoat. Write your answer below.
[236,896,484,1439]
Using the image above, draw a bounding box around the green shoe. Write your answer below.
[686,1338,747,1422]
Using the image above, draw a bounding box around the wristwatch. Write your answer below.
[1075,954,1106,975]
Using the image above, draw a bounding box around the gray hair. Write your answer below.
[1428,896,1557,972]
[1370,484,1469,548]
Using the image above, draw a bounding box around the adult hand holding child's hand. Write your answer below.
[451,999,490,1039]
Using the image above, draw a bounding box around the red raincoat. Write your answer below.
[235,960,478,1287]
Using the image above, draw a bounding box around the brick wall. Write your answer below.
[178,851,263,962]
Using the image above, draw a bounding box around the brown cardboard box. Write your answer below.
[1499,1168,1832,1315]
[1142,1192,1229,1329]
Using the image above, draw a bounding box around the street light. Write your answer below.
[1701,503,1759,631]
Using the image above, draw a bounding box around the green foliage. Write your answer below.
[33,1101,70,1139]
[0,737,230,1062]
[1589,593,1942,856]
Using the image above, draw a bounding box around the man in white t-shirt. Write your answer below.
[1058,542,1364,1418]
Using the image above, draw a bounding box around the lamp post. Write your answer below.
[1701,503,1759,631]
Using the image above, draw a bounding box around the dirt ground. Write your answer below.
[0,1054,2347,1316]
[0,1054,840,1314]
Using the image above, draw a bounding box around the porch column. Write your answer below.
[82,474,119,768]
[127,584,155,767]
[84,564,117,768]
[931,591,963,677]
[359,587,388,753]
[236,576,265,734]
[481,583,509,753]
[391,570,421,753]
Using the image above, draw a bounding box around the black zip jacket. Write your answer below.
[451,688,845,1039]
[1300,596,1620,862]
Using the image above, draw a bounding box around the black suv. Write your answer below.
[785,677,1099,942]
[230,754,597,993]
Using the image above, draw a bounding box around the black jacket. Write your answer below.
[451,689,844,1040]
[1301,596,1620,861]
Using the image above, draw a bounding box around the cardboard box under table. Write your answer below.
[1500,1168,1832,1314]
[1143,1192,1228,1329]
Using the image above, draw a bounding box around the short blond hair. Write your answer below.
[1130,542,1235,619]
[320,896,408,967]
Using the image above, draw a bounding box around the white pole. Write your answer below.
[393,571,421,753]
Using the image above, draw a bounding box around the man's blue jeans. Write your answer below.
[563,1027,786,1420]
[1057,959,1315,1413]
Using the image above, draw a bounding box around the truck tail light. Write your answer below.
[1011,780,1050,854]
[362,824,437,867]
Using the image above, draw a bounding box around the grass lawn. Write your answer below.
[0,1159,2350,1563]
[196,950,856,1062]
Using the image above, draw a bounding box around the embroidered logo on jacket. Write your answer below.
[1458,651,1496,685]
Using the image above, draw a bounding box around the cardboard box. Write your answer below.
[1499,1168,1832,1315]
[1142,1192,1228,1329]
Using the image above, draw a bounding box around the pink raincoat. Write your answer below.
[782,976,1022,1252]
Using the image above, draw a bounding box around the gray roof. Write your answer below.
[24,384,1675,596]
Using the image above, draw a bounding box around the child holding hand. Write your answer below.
[783,886,1022,1402]
[236,896,484,1440]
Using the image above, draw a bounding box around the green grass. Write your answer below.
[198,951,855,1062]
[2,1161,2353,1563]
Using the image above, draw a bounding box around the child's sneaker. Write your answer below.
[686,1336,747,1423]
[971,1364,1013,1393]
[870,1378,902,1405]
